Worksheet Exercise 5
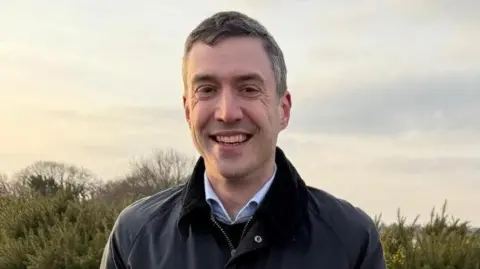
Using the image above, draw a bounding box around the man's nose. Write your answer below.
[215,89,243,123]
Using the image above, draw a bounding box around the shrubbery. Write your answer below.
[0,149,478,269]
[0,191,122,269]
[379,205,480,268]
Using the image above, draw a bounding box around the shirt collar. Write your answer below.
[204,165,277,224]
[178,147,311,244]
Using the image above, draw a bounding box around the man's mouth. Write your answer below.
[210,134,253,145]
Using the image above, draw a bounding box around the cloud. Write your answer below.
[376,156,480,178]
[390,0,480,21]
[0,104,193,178]
[290,71,480,135]
[44,106,183,129]
[286,0,480,97]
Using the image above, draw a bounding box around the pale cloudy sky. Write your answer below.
[1,0,479,225]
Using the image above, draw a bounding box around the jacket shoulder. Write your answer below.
[109,184,185,256]
[307,186,378,230]
[307,187,381,263]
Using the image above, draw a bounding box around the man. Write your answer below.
[100,11,386,269]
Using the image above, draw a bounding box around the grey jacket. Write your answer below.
[100,147,387,269]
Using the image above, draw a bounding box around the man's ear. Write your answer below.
[279,91,291,130]
[183,95,190,124]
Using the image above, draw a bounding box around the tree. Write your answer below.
[97,148,194,204]
[10,161,100,200]
[0,173,11,196]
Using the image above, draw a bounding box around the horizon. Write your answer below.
[1,1,479,225]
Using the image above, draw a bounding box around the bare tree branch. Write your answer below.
[96,148,194,204]
[0,173,11,196]
[10,161,100,199]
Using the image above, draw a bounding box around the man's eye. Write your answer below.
[197,86,217,94]
[195,86,216,98]
[198,86,215,93]
[241,86,260,96]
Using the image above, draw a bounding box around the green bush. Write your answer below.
[0,151,478,269]
[0,190,478,269]
[0,190,129,269]
[379,202,480,269]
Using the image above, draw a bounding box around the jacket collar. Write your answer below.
[177,147,310,244]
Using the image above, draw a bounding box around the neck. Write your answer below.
[205,158,276,218]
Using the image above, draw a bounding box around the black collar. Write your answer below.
[177,147,310,244]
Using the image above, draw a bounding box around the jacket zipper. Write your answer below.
[210,214,253,257]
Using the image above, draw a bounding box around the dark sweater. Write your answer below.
[216,221,250,249]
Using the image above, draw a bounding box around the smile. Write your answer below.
[210,134,253,145]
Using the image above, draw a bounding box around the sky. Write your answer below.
[1,0,479,225]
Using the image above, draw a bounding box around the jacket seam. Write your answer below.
[125,195,183,259]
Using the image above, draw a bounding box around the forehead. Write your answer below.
[185,37,274,85]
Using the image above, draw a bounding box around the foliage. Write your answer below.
[0,173,10,196]
[0,189,126,269]
[380,201,480,269]
[95,148,194,205]
[8,161,100,200]
[0,148,478,269]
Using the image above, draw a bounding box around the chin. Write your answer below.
[202,140,256,177]
[213,160,252,180]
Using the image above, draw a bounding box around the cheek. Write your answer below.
[251,108,278,132]
[190,103,211,131]
[264,107,283,131]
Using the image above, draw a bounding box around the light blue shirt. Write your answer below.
[204,165,277,225]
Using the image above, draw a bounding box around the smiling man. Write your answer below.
[100,11,386,269]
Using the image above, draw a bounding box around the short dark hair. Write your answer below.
[182,11,287,96]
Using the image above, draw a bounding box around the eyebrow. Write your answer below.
[191,74,217,85]
[235,73,265,83]
[191,72,265,85]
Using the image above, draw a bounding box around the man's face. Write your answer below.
[183,37,291,179]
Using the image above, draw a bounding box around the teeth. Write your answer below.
[216,134,247,144]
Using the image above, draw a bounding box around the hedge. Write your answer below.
[0,190,478,269]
